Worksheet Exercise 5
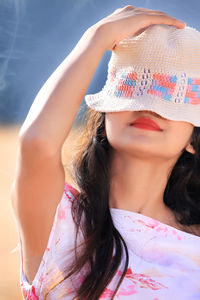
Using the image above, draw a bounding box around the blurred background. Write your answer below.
[0,0,199,299]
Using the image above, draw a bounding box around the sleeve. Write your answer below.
[19,181,80,300]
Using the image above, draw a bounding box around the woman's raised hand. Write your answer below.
[92,5,186,51]
[18,5,186,161]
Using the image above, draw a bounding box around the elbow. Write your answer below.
[19,131,53,157]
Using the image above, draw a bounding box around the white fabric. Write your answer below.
[19,182,200,299]
[85,24,200,126]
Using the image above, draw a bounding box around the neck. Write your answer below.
[109,150,178,223]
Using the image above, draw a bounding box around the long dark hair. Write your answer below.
[47,107,200,299]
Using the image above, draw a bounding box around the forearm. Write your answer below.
[19,25,105,154]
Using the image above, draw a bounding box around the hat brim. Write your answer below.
[85,91,200,126]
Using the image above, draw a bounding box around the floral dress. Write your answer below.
[19,182,200,299]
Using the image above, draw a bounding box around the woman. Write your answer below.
[11,5,200,300]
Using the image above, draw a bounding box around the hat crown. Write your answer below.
[108,24,200,75]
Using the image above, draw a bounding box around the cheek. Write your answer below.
[163,135,184,156]
[163,126,193,155]
[105,115,133,153]
[105,118,122,147]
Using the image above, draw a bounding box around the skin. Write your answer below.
[13,5,188,283]
[106,109,195,229]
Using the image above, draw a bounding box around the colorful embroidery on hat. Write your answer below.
[147,73,177,101]
[110,70,117,82]
[109,71,200,105]
[184,77,200,104]
[114,72,137,98]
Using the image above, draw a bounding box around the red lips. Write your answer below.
[130,117,162,131]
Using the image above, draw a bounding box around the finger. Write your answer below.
[150,13,186,27]
[142,14,186,28]
[133,8,186,25]
[132,7,165,14]
[147,10,185,24]
[124,8,185,25]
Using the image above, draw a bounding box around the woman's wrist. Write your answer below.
[80,23,111,55]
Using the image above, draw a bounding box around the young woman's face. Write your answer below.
[105,110,195,159]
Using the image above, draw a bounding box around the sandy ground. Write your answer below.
[0,124,80,300]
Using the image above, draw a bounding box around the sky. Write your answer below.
[0,0,200,124]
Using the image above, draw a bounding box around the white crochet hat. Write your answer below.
[85,24,200,126]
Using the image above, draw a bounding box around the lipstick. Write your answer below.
[129,117,162,131]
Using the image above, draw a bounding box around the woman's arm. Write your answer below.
[19,24,105,154]
[19,7,184,155]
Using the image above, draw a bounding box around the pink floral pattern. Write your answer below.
[30,286,39,300]
[117,267,168,290]
[19,182,200,299]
